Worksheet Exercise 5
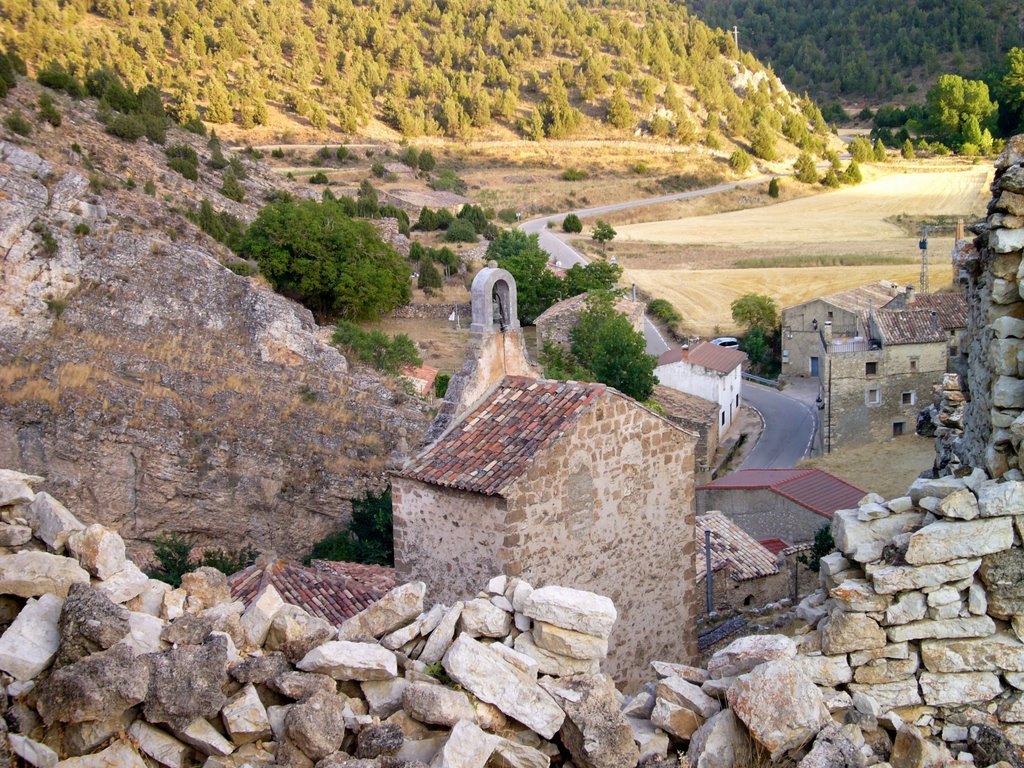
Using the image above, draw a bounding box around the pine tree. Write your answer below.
[768,177,780,198]
[750,123,777,161]
[606,87,633,129]
[902,138,916,159]
[873,139,887,162]
[794,152,819,184]
[205,79,232,124]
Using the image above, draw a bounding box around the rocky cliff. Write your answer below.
[0,82,429,561]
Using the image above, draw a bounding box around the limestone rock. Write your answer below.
[36,643,150,725]
[522,586,616,638]
[0,593,62,680]
[870,558,981,594]
[0,550,89,598]
[651,660,709,683]
[853,657,919,684]
[66,524,127,580]
[532,621,607,660]
[0,479,34,506]
[650,697,702,740]
[62,711,137,757]
[170,718,234,757]
[442,634,565,740]
[144,635,230,729]
[889,723,953,768]
[489,642,539,677]
[937,488,980,520]
[846,680,923,710]
[0,524,31,546]
[904,518,1013,565]
[127,721,192,768]
[886,591,927,626]
[798,723,864,768]
[122,610,167,655]
[886,615,995,643]
[93,561,149,604]
[356,723,404,759]
[402,680,477,727]
[431,719,495,768]
[222,683,272,745]
[361,677,409,718]
[490,736,551,768]
[850,642,910,666]
[821,611,886,654]
[240,584,285,649]
[336,581,425,641]
[921,632,1024,672]
[266,604,337,663]
[795,654,853,686]
[126,579,171,618]
[541,673,639,768]
[832,509,924,562]
[707,634,796,679]
[979,548,1024,618]
[830,579,890,612]
[512,632,599,677]
[726,658,831,761]
[919,671,1002,706]
[9,734,58,768]
[285,689,347,760]
[296,640,398,681]
[54,739,147,767]
[459,598,512,639]
[270,670,337,700]
[56,583,131,667]
[180,567,231,612]
[655,676,721,719]
[232,652,291,685]
[686,709,754,768]
[419,602,463,665]
[977,480,1024,517]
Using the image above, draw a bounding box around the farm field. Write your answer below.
[614,164,992,336]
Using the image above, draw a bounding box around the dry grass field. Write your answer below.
[801,436,936,500]
[614,163,992,336]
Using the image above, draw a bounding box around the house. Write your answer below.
[653,385,721,482]
[392,265,700,689]
[655,342,747,440]
[401,363,440,397]
[882,287,969,381]
[696,467,865,544]
[534,292,645,359]
[696,511,780,613]
[229,558,395,625]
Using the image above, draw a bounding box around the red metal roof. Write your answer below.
[759,538,791,555]
[698,468,865,519]
[229,560,390,626]
[657,342,746,374]
[397,376,609,495]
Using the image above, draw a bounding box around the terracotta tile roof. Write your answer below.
[229,560,389,626]
[698,468,865,520]
[696,512,779,582]
[873,308,947,345]
[398,376,608,495]
[309,560,398,593]
[883,291,967,330]
[657,342,747,374]
[759,538,791,555]
[820,281,905,314]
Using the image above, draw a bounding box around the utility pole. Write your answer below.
[704,528,713,614]
[919,225,930,293]
[731,25,739,49]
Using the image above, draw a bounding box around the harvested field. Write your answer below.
[801,436,936,500]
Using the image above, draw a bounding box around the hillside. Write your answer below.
[0,78,430,562]
[690,0,1024,102]
[0,0,828,148]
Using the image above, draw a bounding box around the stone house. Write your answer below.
[392,265,700,689]
[652,385,721,483]
[881,287,969,381]
[400,363,440,397]
[655,342,747,440]
[696,511,780,613]
[696,467,865,544]
[534,292,645,359]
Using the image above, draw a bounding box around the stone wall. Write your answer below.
[696,488,829,545]
[386,302,470,321]
[956,137,1024,477]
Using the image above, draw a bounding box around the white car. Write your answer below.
[710,337,740,349]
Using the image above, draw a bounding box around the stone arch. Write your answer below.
[469,265,520,333]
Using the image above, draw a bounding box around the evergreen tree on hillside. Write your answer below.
[606,87,634,129]
[205,79,232,124]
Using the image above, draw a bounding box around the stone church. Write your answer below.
[392,265,699,688]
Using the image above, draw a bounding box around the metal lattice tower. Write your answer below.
[919,226,930,293]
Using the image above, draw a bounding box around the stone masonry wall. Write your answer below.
[504,393,698,691]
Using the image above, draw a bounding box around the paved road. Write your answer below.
[740,382,819,468]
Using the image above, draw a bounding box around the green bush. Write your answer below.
[182,116,206,135]
[104,112,146,141]
[444,218,478,243]
[798,524,835,573]
[38,92,61,127]
[497,208,519,224]
[221,169,245,202]
[4,110,31,136]
[309,171,329,184]
[768,177,780,198]
[36,63,85,97]
[562,167,588,181]
[143,179,156,195]
[562,213,582,233]
[271,147,285,158]
[331,321,422,374]
[729,148,752,174]
[148,531,259,587]
[226,260,258,276]
[430,169,466,193]
[166,144,199,180]
[304,489,394,566]
[73,222,91,236]
[434,373,451,398]
[647,298,682,325]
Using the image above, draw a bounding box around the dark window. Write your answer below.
[866,361,877,375]
[893,422,905,437]
[910,358,918,372]
[721,411,725,426]
[827,311,834,321]
[735,394,740,407]
[902,391,914,405]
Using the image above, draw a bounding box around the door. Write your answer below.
[810,356,819,377]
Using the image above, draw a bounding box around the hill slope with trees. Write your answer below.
[0,0,827,146]
[689,0,1024,102]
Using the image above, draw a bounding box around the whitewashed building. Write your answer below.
[656,342,747,439]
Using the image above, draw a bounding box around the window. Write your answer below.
[867,388,880,405]
[827,311,834,321]
[865,361,878,376]
[721,411,726,426]
[910,358,919,372]
[893,422,905,437]
[735,394,740,407]
[902,391,915,405]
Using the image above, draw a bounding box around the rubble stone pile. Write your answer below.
[3,468,1024,768]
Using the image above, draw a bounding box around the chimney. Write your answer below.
[930,311,938,333]
[823,320,833,345]
[632,283,637,302]
[905,285,915,304]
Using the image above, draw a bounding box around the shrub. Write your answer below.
[562,167,588,181]
[456,204,491,234]
[226,260,258,276]
[73,222,91,236]
[434,373,451,398]
[768,177,780,198]
[331,321,422,373]
[430,169,466,193]
[220,169,245,202]
[4,110,31,136]
[794,152,819,184]
[309,171,329,184]
[104,112,146,141]
[304,489,395,566]
[798,524,835,572]
[562,213,583,233]
[371,161,386,178]
[417,256,444,293]
[165,144,199,180]
[418,150,436,172]
[497,208,519,224]
[143,179,156,195]
[647,298,682,325]
[821,168,842,187]
[182,116,206,135]
[148,532,259,587]
[187,199,245,248]
[729,149,752,174]
[271,147,285,159]
[38,92,61,127]
[36,63,85,97]
[444,218,478,243]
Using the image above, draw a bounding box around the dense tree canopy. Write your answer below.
[570,292,657,401]
[731,293,778,330]
[239,199,410,321]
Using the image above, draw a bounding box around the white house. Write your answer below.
[656,342,747,439]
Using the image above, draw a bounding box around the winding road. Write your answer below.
[519,178,818,468]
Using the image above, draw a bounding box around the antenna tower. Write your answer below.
[919,225,930,293]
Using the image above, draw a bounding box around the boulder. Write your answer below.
[541,673,639,768]
[490,736,551,768]
[0,550,89,598]
[337,581,425,641]
[266,604,337,663]
[650,698,702,740]
[870,558,982,594]
[489,643,539,678]
[655,676,721,719]
[459,598,512,639]
[361,677,409,718]
[832,509,923,562]
[853,656,919,684]
[431,720,495,768]
[355,723,404,759]
[66,524,127,580]
[240,584,285,648]
[0,479,34,506]
[442,634,565,740]
[0,524,31,546]
[821,611,886,654]
[967,723,1024,768]
[271,670,338,700]
[686,709,755,768]
[522,586,616,638]
[726,659,831,761]
[419,602,463,665]
[55,583,131,667]
[794,654,853,687]
[170,718,234,757]
[144,635,230,729]
[285,689,347,760]
[978,480,1024,516]
[179,567,231,611]
[53,739,147,767]
[221,683,272,745]
[890,723,953,768]
[903,518,1013,564]
[127,721,192,768]
[0,593,63,680]
[532,621,607,660]
[512,632,600,677]
[979,548,1024,618]
[937,487,980,520]
[886,615,995,643]
[707,634,796,679]
[921,632,1024,672]
[93,562,149,604]
[297,640,398,681]
[9,734,58,768]
[126,579,171,617]
[122,611,167,656]
[918,671,1003,706]
[651,660,708,683]
[36,643,150,725]
[402,681,477,727]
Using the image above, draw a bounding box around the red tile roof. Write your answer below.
[883,291,967,330]
[698,468,865,520]
[309,560,397,593]
[759,538,791,555]
[657,342,747,374]
[697,512,779,582]
[229,559,391,626]
[398,376,609,495]
[873,308,947,345]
